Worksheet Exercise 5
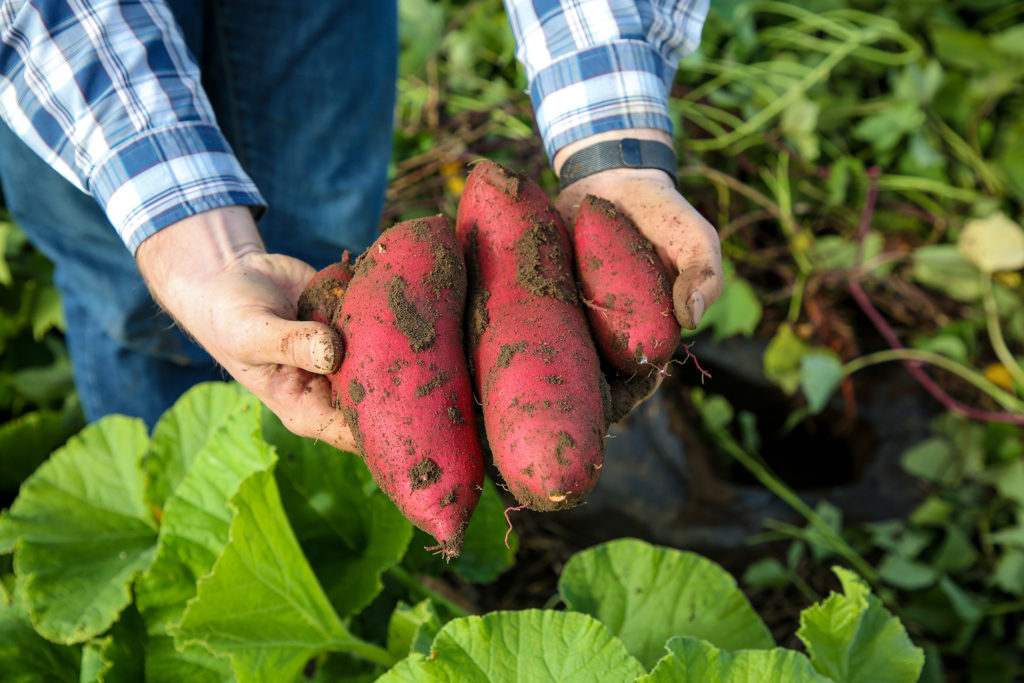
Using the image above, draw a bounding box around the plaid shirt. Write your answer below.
[0,1,707,252]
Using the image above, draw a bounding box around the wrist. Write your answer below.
[136,206,266,312]
[552,128,675,180]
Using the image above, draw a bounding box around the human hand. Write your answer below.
[135,206,358,452]
[553,129,723,329]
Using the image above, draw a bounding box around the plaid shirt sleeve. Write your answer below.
[0,0,265,253]
[503,0,708,160]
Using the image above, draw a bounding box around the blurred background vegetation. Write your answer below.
[2,0,1023,680]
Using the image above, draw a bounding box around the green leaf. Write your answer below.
[0,597,80,682]
[852,100,925,153]
[993,549,1024,596]
[263,410,412,617]
[30,284,63,340]
[79,605,146,683]
[781,95,820,161]
[691,261,762,341]
[763,324,809,395]
[387,599,443,660]
[142,635,231,683]
[930,25,1006,72]
[640,636,832,683]
[136,407,275,639]
[147,382,259,509]
[176,468,369,683]
[809,233,885,274]
[932,526,978,574]
[0,416,157,643]
[558,538,773,669]
[379,610,646,682]
[910,245,984,302]
[742,558,793,591]
[798,566,925,683]
[0,409,82,491]
[801,350,843,414]
[958,212,1024,274]
[900,437,955,483]
[877,554,939,591]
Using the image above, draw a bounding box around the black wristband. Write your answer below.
[558,138,678,190]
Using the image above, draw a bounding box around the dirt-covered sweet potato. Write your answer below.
[456,160,608,512]
[299,217,484,558]
[573,195,680,374]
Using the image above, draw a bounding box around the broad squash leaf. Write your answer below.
[640,636,832,682]
[559,538,773,669]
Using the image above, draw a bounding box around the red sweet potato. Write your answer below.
[296,252,354,329]
[574,195,680,374]
[299,217,484,558]
[456,160,609,512]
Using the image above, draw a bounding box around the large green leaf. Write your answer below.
[558,538,773,669]
[263,410,412,617]
[0,408,82,491]
[79,605,146,683]
[640,636,832,682]
[146,382,259,508]
[137,405,273,634]
[0,416,157,643]
[0,596,80,682]
[387,599,444,661]
[176,468,369,683]
[380,610,646,682]
[797,567,924,683]
[135,406,273,681]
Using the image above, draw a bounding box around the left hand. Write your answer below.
[553,129,723,330]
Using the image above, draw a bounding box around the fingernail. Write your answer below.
[311,333,340,373]
[688,291,706,328]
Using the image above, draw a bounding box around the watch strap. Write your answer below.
[558,138,678,189]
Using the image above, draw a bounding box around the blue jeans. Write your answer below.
[0,1,397,427]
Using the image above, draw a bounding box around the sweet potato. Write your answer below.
[573,195,680,374]
[456,160,608,512]
[296,252,353,330]
[299,217,484,558]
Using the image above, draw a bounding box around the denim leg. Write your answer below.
[0,123,222,426]
[0,1,398,426]
[203,0,398,266]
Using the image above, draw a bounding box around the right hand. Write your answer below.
[135,206,359,452]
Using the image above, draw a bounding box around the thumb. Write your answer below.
[673,262,723,330]
[241,314,343,374]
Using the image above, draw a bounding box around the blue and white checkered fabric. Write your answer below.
[505,0,708,158]
[0,0,707,252]
[0,0,264,252]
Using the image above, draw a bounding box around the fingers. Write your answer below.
[235,314,343,375]
[673,256,724,329]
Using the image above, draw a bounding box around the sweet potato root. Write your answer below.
[299,217,484,558]
[573,195,680,374]
[456,160,608,512]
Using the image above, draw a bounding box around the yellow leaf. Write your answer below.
[958,213,1024,274]
[983,363,1016,392]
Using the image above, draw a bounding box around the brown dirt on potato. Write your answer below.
[439,490,458,508]
[514,219,577,305]
[349,379,366,405]
[388,276,436,352]
[447,405,466,425]
[495,341,527,368]
[463,225,491,351]
[554,431,575,466]
[542,375,565,385]
[415,370,450,397]
[428,241,466,303]
[296,277,347,326]
[408,457,442,491]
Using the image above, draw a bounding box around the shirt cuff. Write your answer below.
[88,122,267,254]
[528,40,677,161]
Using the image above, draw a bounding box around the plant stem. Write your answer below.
[842,349,1024,415]
[981,274,1024,394]
[336,636,397,668]
[387,565,471,619]
[710,424,879,584]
